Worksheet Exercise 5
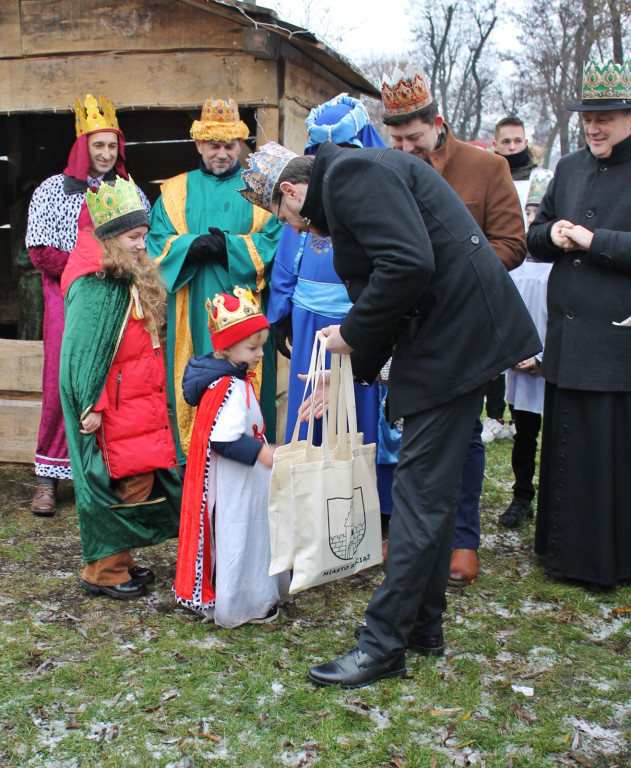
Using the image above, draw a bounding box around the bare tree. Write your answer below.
[502,0,631,162]
[408,0,498,141]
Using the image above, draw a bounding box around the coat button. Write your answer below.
[573,258,581,267]
[471,235,480,245]
[600,165,608,172]
[566,311,575,319]
[585,209,594,218]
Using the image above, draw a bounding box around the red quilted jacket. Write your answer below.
[62,230,177,479]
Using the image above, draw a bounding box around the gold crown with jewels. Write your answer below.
[206,286,270,351]
[74,93,119,137]
[190,97,250,142]
[381,68,434,116]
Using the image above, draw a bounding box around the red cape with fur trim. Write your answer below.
[173,378,232,607]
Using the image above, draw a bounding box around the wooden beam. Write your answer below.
[0,51,279,113]
[0,339,43,393]
[0,0,21,58]
[17,0,242,56]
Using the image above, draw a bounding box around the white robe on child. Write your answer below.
[210,378,289,627]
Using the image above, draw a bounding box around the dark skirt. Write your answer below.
[536,382,631,587]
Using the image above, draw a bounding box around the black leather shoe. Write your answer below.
[80,578,147,600]
[355,626,444,657]
[308,647,406,689]
[129,566,155,585]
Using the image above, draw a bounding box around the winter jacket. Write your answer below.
[299,143,541,421]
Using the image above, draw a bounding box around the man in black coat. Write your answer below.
[240,141,541,688]
[527,59,631,588]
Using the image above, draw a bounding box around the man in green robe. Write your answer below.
[146,98,282,464]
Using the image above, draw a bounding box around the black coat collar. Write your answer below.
[300,143,346,237]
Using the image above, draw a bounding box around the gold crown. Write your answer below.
[74,94,119,137]
[190,97,250,142]
[206,286,263,334]
[381,69,434,116]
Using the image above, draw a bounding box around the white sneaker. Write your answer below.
[482,417,508,443]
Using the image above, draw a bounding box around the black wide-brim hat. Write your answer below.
[567,98,631,111]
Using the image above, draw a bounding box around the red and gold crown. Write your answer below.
[74,94,119,137]
[206,286,270,351]
[381,68,434,116]
[190,97,250,142]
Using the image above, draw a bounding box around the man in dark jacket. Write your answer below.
[527,59,631,589]
[240,141,541,688]
[381,69,527,585]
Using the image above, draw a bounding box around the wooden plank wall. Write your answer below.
[0,338,42,463]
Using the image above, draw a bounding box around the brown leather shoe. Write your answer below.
[448,548,478,586]
[30,484,57,517]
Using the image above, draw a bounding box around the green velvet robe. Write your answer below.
[146,167,282,464]
[59,272,181,563]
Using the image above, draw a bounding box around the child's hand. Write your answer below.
[257,444,276,467]
[80,411,102,435]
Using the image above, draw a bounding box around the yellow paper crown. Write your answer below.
[74,94,119,137]
[190,98,250,142]
[381,69,434,116]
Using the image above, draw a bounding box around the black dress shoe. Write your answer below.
[354,626,444,657]
[308,647,406,689]
[129,566,155,585]
[80,578,147,600]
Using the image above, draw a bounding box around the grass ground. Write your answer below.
[0,436,629,768]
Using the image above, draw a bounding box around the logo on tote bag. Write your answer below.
[327,488,367,560]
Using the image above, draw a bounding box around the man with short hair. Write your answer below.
[493,115,540,212]
[238,141,540,688]
[146,98,282,463]
[528,60,631,589]
[381,69,527,585]
[25,94,149,516]
[483,115,544,444]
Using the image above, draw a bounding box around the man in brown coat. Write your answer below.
[381,69,526,585]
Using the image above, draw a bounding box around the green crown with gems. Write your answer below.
[86,175,145,231]
[582,60,631,100]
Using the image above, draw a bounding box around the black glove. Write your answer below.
[274,313,293,359]
[185,227,228,266]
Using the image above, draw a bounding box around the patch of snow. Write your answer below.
[569,718,627,755]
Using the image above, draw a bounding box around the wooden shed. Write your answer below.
[0,0,379,462]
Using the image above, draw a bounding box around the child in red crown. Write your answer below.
[174,286,289,626]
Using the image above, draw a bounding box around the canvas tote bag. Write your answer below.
[267,335,341,575]
[288,337,382,594]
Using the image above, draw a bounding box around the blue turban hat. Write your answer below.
[304,93,385,155]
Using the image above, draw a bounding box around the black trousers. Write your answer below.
[484,374,506,420]
[508,405,542,502]
[359,384,485,660]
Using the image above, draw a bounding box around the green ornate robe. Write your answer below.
[147,166,282,464]
[60,269,181,563]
